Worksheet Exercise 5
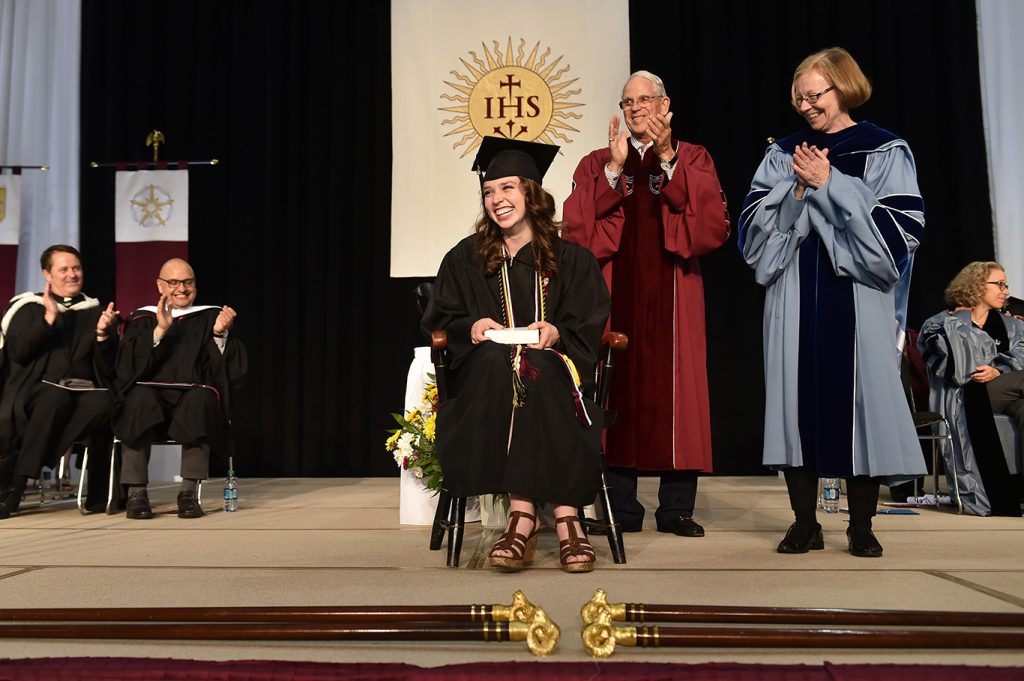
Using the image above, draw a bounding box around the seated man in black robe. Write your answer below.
[0,244,119,518]
[113,258,247,519]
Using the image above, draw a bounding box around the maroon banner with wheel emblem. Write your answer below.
[114,165,188,315]
[0,171,21,307]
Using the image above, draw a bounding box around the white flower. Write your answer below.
[396,432,415,458]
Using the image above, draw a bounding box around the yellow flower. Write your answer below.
[407,407,421,424]
[423,413,436,441]
[385,430,401,451]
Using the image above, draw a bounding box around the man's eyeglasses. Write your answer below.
[986,280,1010,291]
[618,95,662,110]
[158,277,195,289]
[793,86,834,107]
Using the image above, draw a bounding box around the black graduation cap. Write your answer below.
[472,136,559,184]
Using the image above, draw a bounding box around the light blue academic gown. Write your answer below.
[738,122,926,478]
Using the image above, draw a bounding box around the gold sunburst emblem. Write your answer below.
[440,38,584,157]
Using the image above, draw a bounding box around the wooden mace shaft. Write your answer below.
[624,604,1024,628]
[0,605,498,624]
[630,626,1024,649]
[0,621,522,642]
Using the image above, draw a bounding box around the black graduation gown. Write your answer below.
[0,294,116,457]
[113,306,247,454]
[421,236,610,507]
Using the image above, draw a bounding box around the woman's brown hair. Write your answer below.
[473,177,561,277]
[944,261,1004,308]
[791,47,872,110]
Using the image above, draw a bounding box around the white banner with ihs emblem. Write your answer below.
[115,170,188,242]
[0,174,20,247]
[390,0,629,277]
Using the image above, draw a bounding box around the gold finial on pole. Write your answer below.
[508,606,560,656]
[146,130,166,162]
[581,588,627,624]
[492,590,538,623]
[767,137,776,145]
[582,610,641,657]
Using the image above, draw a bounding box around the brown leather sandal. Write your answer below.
[556,515,596,573]
[488,510,539,571]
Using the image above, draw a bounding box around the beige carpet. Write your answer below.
[0,475,1022,666]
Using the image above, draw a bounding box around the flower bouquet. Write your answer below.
[386,378,443,492]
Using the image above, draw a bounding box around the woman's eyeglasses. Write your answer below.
[793,86,834,107]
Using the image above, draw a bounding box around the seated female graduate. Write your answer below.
[919,261,1024,516]
[421,136,611,573]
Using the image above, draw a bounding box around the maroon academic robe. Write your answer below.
[562,140,729,471]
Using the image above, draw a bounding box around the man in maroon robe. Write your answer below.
[563,70,729,537]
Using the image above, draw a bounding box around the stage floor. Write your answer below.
[0,475,1022,666]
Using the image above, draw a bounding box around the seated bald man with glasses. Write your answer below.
[113,258,247,519]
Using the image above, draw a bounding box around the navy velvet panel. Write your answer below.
[797,233,856,476]
[737,188,769,251]
[870,206,911,273]
[775,121,898,157]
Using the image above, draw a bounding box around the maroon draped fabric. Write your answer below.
[0,244,16,308]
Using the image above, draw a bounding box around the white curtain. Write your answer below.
[977,0,1024,282]
[0,0,80,292]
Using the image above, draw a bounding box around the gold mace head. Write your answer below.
[581,588,626,624]
[492,589,538,623]
[508,606,560,656]
[581,610,639,658]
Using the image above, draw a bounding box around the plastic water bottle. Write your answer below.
[821,477,841,514]
[223,457,238,512]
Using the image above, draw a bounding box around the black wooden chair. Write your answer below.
[428,329,629,567]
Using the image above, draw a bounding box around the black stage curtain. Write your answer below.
[79,1,991,477]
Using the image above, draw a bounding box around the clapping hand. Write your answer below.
[95,302,119,340]
[154,293,173,340]
[213,305,237,335]
[42,282,59,326]
[792,143,830,196]
[647,110,675,162]
[607,115,629,173]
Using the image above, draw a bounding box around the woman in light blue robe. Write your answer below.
[738,47,926,557]
[918,262,1024,516]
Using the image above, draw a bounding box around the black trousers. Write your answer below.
[13,384,111,478]
[606,466,699,525]
[988,369,1024,432]
[784,468,879,531]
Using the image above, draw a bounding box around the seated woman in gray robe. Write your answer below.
[918,261,1024,516]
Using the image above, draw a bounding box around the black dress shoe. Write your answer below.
[125,491,153,520]
[777,522,824,553]
[0,483,25,519]
[847,527,883,557]
[0,487,18,520]
[656,516,705,537]
[177,491,204,519]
